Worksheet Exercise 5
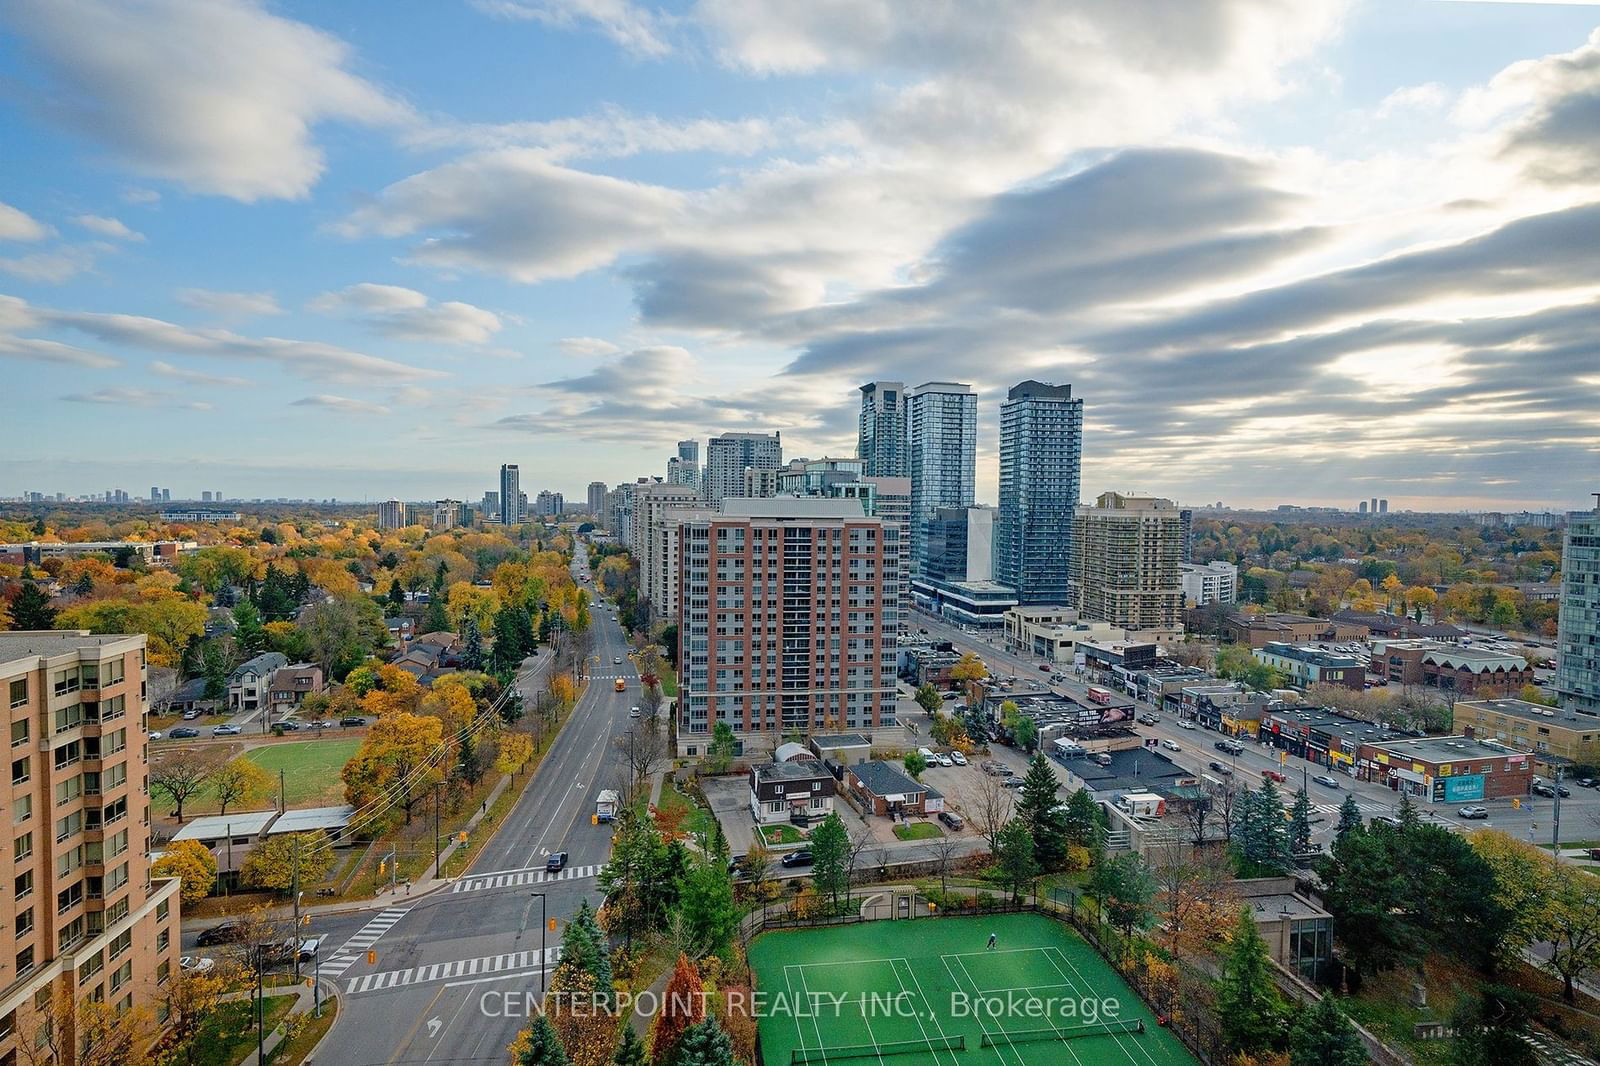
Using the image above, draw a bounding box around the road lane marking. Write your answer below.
[346,946,563,994]
[319,908,408,977]
[450,864,602,893]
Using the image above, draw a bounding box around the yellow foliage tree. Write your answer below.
[212,756,273,816]
[446,581,500,632]
[151,839,217,906]
[342,711,446,823]
[495,731,534,774]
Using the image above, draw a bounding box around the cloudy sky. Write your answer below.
[3,0,1599,510]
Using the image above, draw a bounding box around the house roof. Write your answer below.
[755,759,831,783]
[267,805,356,836]
[810,733,872,749]
[228,652,287,683]
[171,809,278,841]
[850,760,942,800]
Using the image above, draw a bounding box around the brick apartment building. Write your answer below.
[676,498,900,758]
[1454,698,1598,763]
[1370,639,1533,696]
[1,632,181,1061]
[1213,612,1369,649]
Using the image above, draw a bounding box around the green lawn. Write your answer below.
[156,739,360,820]
[659,663,678,697]
[894,821,945,841]
[760,824,805,845]
[657,781,714,840]
[183,995,295,1066]
[748,913,1197,1066]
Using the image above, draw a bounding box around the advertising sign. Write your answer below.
[1442,774,1486,803]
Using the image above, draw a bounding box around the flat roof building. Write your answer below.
[1357,735,1533,803]
[1454,698,1600,763]
[1255,642,1365,690]
[1070,492,1185,631]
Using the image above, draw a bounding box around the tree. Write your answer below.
[496,731,535,775]
[810,812,851,909]
[1061,787,1106,853]
[159,968,235,1065]
[1089,853,1156,941]
[950,651,989,707]
[615,725,667,802]
[705,720,737,774]
[903,751,928,780]
[652,954,706,1066]
[612,1025,650,1066]
[1447,985,1537,1066]
[341,711,445,824]
[232,600,268,657]
[1288,995,1368,1066]
[1236,784,1292,876]
[514,1015,571,1066]
[150,749,220,822]
[674,1016,736,1066]
[962,773,1015,854]
[961,702,992,748]
[212,756,272,816]
[423,597,450,636]
[460,615,485,671]
[1012,714,1039,753]
[16,985,156,1066]
[1470,830,1559,962]
[1288,788,1314,858]
[10,580,56,630]
[387,580,406,609]
[301,595,387,680]
[995,818,1039,902]
[915,682,942,714]
[1217,908,1287,1055]
[1017,752,1069,871]
[1545,864,1600,1003]
[1335,794,1362,841]
[1151,839,1235,959]
[679,860,739,960]
[240,830,335,893]
[556,899,614,1004]
[151,839,217,906]
[201,639,230,701]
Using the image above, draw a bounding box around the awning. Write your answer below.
[883,794,906,803]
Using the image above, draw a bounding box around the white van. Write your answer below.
[917,747,936,762]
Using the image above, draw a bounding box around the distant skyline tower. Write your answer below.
[1379,499,1389,514]
[703,432,782,505]
[907,382,976,573]
[1557,502,1600,715]
[996,380,1082,605]
[499,463,520,525]
[587,480,608,517]
[857,381,909,478]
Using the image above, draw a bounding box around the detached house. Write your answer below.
[228,651,287,713]
[748,759,835,825]
[269,663,325,710]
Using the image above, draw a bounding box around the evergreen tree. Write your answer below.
[491,607,531,677]
[72,571,95,596]
[516,1015,571,1066]
[423,597,450,635]
[1062,787,1106,853]
[31,516,45,536]
[202,641,229,701]
[706,818,730,865]
[1237,784,1291,876]
[1447,985,1537,1066]
[289,569,311,603]
[555,900,613,1006]
[1335,794,1363,841]
[810,813,851,909]
[10,581,56,630]
[1289,788,1314,859]
[673,1016,736,1066]
[433,559,449,594]
[1017,752,1069,871]
[387,581,406,609]
[612,1025,650,1066]
[1217,908,1287,1054]
[1289,995,1369,1066]
[995,818,1040,902]
[679,860,739,960]
[1088,853,1156,940]
[233,601,268,657]
[461,616,485,671]
[961,703,991,747]
[1395,791,1419,830]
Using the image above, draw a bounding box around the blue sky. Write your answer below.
[2,0,1598,510]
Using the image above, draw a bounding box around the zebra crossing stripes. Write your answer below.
[451,864,602,894]
[345,946,563,994]
[318,908,408,978]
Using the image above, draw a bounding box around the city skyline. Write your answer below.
[5,3,1600,510]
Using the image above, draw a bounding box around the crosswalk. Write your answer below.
[345,946,563,994]
[319,908,408,978]
[450,864,603,894]
[581,670,633,681]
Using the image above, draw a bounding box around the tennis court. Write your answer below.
[747,912,1196,1066]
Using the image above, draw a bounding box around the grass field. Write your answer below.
[156,739,360,819]
[748,912,1197,1066]
[894,822,945,841]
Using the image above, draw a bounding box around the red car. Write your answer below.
[1261,769,1287,784]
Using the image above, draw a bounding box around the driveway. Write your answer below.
[700,774,761,856]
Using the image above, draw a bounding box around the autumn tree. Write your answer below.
[212,756,272,816]
[513,1014,571,1066]
[150,748,222,822]
[240,830,335,894]
[652,953,706,1066]
[1151,839,1235,959]
[950,651,989,707]
[159,967,237,1066]
[342,711,445,824]
[496,731,535,775]
[915,682,942,714]
[152,839,218,906]
[16,985,156,1066]
[960,772,1015,854]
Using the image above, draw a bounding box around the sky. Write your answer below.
[2,0,1599,511]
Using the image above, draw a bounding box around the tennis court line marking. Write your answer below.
[943,954,1025,1066]
[1041,945,1162,1066]
[887,957,958,1066]
[974,981,1079,995]
[962,951,1096,1066]
[782,964,821,1064]
[796,962,884,1066]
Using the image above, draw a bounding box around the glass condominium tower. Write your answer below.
[997,380,1082,605]
[858,381,909,478]
[907,382,977,574]
[1558,508,1600,715]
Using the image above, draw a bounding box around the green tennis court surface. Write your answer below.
[748,912,1197,1066]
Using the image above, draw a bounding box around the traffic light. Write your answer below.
[302,915,311,926]
[1513,797,1522,809]
[378,859,387,876]
[548,918,558,932]
[367,950,376,965]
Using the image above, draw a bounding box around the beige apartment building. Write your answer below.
[1,631,180,1063]
[1069,492,1187,631]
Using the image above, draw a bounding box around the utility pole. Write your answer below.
[1553,766,1564,849]
[291,837,303,981]
[279,768,287,814]
[433,783,442,879]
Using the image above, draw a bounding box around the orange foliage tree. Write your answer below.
[651,953,705,1065]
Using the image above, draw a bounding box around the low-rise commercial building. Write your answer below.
[1356,735,1533,803]
[1218,612,1369,649]
[1255,642,1364,690]
[1260,707,1398,773]
[1175,683,1271,737]
[808,733,873,766]
[1330,610,1465,642]
[1370,639,1532,696]
[847,760,944,817]
[1002,606,1124,663]
[748,760,835,825]
[1454,698,1599,762]
[910,577,1018,629]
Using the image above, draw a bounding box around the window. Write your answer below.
[109,929,131,959]
[106,897,128,924]
[157,958,171,986]
[56,775,83,806]
[54,704,84,734]
[109,961,132,994]
[57,881,84,914]
[52,668,80,696]
[13,794,30,825]
[15,907,33,937]
[16,946,34,976]
[157,928,170,951]
[14,831,32,860]
[8,677,26,708]
[156,898,169,922]
[15,870,33,900]
[55,811,82,844]
[79,663,99,689]
[78,950,104,985]
[10,719,27,748]
[11,756,29,785]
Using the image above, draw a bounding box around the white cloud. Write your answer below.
[556,336,622,357]
[62,386,211,410]
[309,283,502,345]
[148,360,253,387]
[0,246,100,283]
[0,202,51,242]
[120,187,161,205]
[0,335,120,369]
[470,0,672,57]
[176,289,282,319]
[292,394,392,416]
[72,215,143,241]
[7,0,413,201]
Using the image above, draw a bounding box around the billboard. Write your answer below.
[1441,774,1486,803]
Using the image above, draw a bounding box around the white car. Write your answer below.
[179,955,215,974]
[148,731,163,741]
[936,753,954,767]
[950,751,968,766]
[1178,720,1198,730]
[1161,739,1181,752]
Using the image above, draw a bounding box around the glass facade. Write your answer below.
[908,382,976,575]
[1558,513,1600,714]
[996,380,1082,605]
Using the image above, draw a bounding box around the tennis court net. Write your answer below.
[979,1018,1145,1047]
[791,1034,967,1064]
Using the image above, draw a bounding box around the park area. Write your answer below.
[154,738,360,820]
[747,912,1196,1066]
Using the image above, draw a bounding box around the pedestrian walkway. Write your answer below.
[318,908,408,978]
[344,946,563,994]
[450,863,602,894]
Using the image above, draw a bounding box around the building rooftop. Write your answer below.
[1244,892,1328,921]
[719,498,870,520]
[0,630,141,664]
[755,758,832,783]
[1421,647,1528,670]
[1066,748,1191,793]
[171,809,279,842]
[1264,706,1399,745]
[811,733,872,749]
[1365,734,1531,762]
[1259,642,1363,668]
[268,804,356,836]
[1457,698,1592,729]
[851,760,943,800]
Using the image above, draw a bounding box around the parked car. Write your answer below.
[1161,739,1181,752]
[168,726,200,739]
[938,810,964,830]
[781,849,814,869]
[1533,782,1556,798]
[1312,774,1341,789]
[212,724,242,736]
[1457,805,1489,819]
[339,716,366,728]
[1579,778,1597,788]
[196,923,243,947]
[148,731,163,741]
[181,709,202,721]
[941,691,959,700]
[1207,761,1234,776]
[949,751,967,766]
[277,720,301,731]
[935,753,954,767]
[179,955,216,974]
[1003,777,1026,789]
[545,852,568,873]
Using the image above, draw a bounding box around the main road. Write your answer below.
[311,555,647,1065]
[910,609,1600,846]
